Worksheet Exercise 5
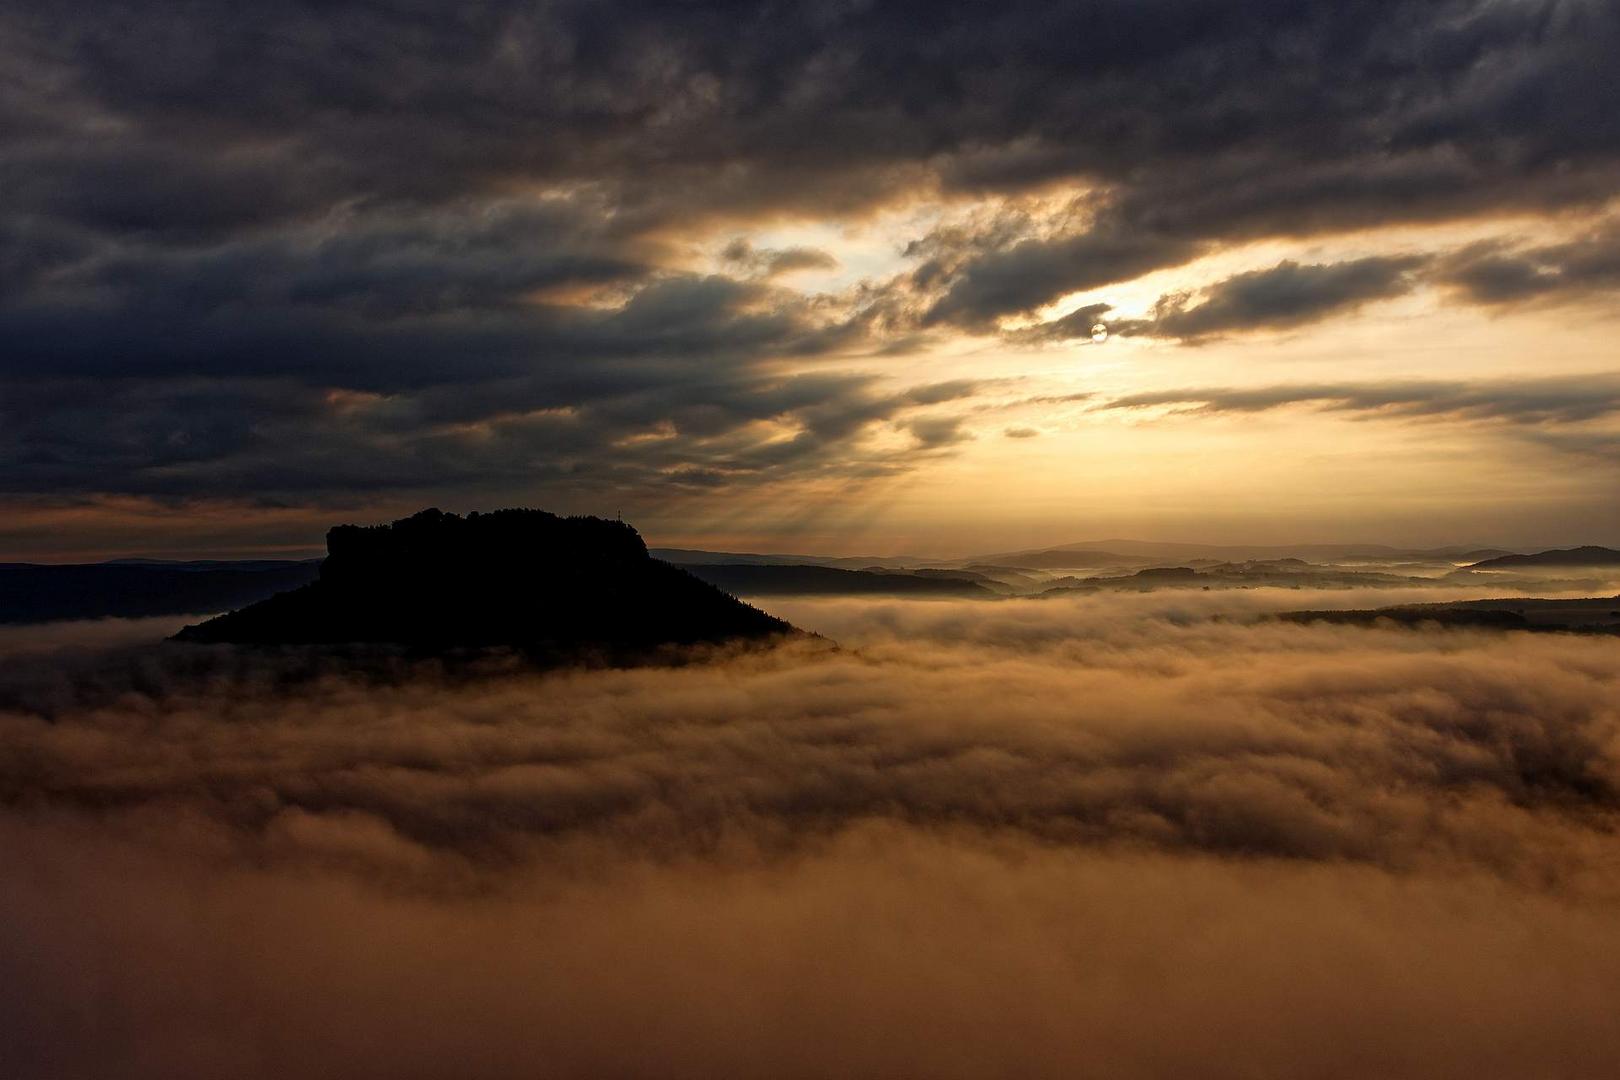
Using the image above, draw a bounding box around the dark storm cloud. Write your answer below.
[1013,253,1427,344]
[4,594,1620,1076]
[5,0,1614,249]
[1122,256,1428,340]
[0,186,968,499]
[8,0,1617,222]
[2,0,1618,504]
[0,372,987,500]
[1021,230,1617,342]
[0,202,817,388]
[921,230,1200,330]
[1439,222,1620,306]
[1014,254,1429,344]
[1008,302,1114,344]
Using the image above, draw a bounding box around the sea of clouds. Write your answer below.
[4,589,1620,1079]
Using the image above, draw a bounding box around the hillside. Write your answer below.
[0,561,320,624]
[174,508,797,651]
[1467,546,1620,569]
[973,539,1518,566]
[1282,596,1620,633]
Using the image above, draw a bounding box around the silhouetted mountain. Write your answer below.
[684,563,995,597]
[959,564,1047,589]
[1037,560,1470,596]
[904,568,1018,594]
[102,558,319,571]
[1283,596,1620,633]
[974,539,1520,566]
[1039,565,1205,594]
[651,540,1532,580]
[1424,549,1520,564]
[174,508,797,652]
[1466,546,1620,569]
[1127,566,1205,582]
[976,549,1159,570]
[0,561,320,624]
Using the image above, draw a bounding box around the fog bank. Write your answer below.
[4,591,1619,1078]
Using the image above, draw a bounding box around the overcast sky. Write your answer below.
[3,0,1618,558]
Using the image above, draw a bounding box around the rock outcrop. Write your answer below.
[174,508,797,652]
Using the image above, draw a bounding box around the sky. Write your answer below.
[3,0,1619,559]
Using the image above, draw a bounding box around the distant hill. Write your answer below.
[973,549,1158,570]
[1036,560,1471,596]
[1466,546,1620,569]
[175,508,797,652]
[972,539,1518,566]
[650,547,937,569]
[653,539,1530,575]
[651,547,841,567]
[1283,596,1620,633]
[684,563,995,597]
[0,561,320,624]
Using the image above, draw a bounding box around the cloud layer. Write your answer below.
[4,593,1620,1077]
[4,0,1619,532]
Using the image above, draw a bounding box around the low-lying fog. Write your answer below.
[4,587,1620,1079]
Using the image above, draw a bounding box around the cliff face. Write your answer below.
[173,508,796,650]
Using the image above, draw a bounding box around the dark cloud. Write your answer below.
[902,415,974,449]
[1121,256,1426,340]
[1020,231,1618,342]
[723,239,841,278]
[0,372,996,504]
[1102,375,1620,426]
[12,0,1611,230]
[922,230,1199,330]
[1009,302,1113,344]
[762,248,839,276]
[2,0,1618,510]
[5,593,1620,1076]
[0,174,996,503]
[4,0,1613,253]
[0,210,819,388]
[1526,429,1620,464]
[1440,223,1620,306]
